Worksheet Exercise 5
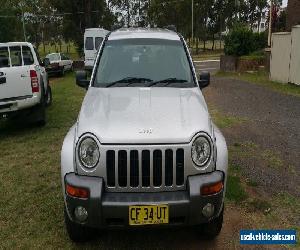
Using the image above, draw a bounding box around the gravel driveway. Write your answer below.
[203,77,300,198]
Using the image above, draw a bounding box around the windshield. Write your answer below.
[94,39,195,88]
[46,53,60,62]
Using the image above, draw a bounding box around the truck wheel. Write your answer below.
[200,206,224,240]
[35,104,46,126]
[60,67,65,77]
[45,86,52,107]
[64,208,96,243]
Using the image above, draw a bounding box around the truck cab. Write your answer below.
[0,42,52,125]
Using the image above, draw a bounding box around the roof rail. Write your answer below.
[111,24,123,31]
[164,25,177,32]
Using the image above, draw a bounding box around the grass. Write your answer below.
[246,198,271,213]
[189,40,224,51]
[0,73,85,248]
[209,109,246,129]
[226,174,248,203]
[229,141,258,159]
[216,71,300,97]
[261,149,284,169]
[192,50,223,61]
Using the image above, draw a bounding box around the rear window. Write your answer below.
[95,37,103,50]
[46,53,60,62]
[0,47,10,68]
[85,37,94,50]
[22,46,34,65]
[10,46,22,67]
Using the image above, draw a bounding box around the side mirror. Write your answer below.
[198,71,210,89]
[42,58,50,67]
[76,71,89,89]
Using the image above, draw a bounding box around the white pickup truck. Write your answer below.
[0,42,52,126]
[45,53,73,76]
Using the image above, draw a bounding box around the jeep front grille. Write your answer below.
[106,149,185,190]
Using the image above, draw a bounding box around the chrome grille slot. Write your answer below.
[130,150,139,187]
[165,149,173,186]
[118,150,127,187]
[153,150,163,187]
[106,150,115,187]
[142,150,151,187]
[176,149,184,186]
[105,148,185,191]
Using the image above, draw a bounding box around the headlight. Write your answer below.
[191,136,211,167]
[78,137,100,168]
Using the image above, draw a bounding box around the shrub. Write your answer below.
[253,32,268,51]
[224,23,267,57]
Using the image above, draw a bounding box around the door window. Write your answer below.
[22,46,34,65]
[0,47,10,68]
[95,37,104,50]
[61,54,69,60]
[10,46,22,67]
[85,37,94,50]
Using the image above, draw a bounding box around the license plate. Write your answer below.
[129,205,169,226]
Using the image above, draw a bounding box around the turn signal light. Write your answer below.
[66,184,89,199]
[201,181,223,196]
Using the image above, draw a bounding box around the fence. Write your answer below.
[270,25,300,85]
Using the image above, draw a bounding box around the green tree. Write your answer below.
[52,0,115,51]
[0,0,23,42]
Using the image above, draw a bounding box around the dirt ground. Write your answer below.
[204,77,300,198]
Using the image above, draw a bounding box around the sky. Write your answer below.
[283,0,288,7]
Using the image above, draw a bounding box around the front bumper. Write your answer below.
[64,171,225,228]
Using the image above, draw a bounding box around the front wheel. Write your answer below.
[64,208,96,243]
[198,206,224,240]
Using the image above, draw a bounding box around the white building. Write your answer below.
[252,16,267,33]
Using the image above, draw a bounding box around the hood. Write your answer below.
[77,87,212,144]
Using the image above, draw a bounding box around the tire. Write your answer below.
[35,104,46,126]
[18,104,46,127]
[64,208,96,243]
[45,86,52,107]
[60,67,65,77]
[199,206,224,240]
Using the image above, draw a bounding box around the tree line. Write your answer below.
[0,0,286,52]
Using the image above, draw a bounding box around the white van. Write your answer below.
[84,28,109,70]
[0,42,52,126]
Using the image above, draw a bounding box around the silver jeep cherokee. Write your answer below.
[61,28,228,242]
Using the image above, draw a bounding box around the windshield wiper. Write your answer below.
[148,78,188,87]
[105,77,153,88]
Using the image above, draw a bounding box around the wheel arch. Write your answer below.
[61,125,76,199]
[213,124,228,194]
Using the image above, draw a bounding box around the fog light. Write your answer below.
[74,206,88,222]
[202,203,215,218]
